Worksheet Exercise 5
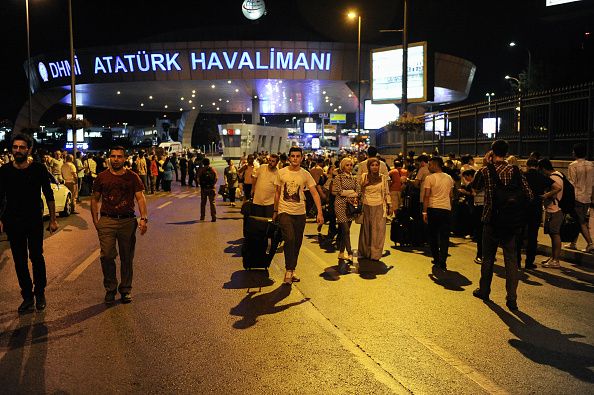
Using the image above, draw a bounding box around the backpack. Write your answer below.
[487,164,527,230]
[199,166,217,188]
[550,173,575,214]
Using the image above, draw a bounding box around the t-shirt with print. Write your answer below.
[275,167,316,215]
[545,171,564,213]
[253,165,279,206]
[415,165,431,202]
[424,172,454,211]
[93,169,144,216]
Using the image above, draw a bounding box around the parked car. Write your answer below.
[42,175,73,217]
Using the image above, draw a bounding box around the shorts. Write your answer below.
[544,211,563,235]
[574,201,590,225]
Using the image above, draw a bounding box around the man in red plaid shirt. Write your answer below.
[471,140,533,311]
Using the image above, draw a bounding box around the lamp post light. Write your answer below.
[347,11,362,134]
[509,41,532,89]
[505,75,521,92]
[505,76,522,137]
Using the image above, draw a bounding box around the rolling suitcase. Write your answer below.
[241,214,281,272]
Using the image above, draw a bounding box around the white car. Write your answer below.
[41,175,73,217]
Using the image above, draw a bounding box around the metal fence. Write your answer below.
[375,82,594,160]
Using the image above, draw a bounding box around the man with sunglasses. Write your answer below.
[0,134,58,313]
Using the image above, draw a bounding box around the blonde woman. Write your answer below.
[359,157,391,261]
[332,157,360,273]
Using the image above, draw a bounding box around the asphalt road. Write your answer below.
[1,172,593,394]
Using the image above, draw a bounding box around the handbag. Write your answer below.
[341,175,362,216]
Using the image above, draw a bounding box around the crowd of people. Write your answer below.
[1,133,593,313]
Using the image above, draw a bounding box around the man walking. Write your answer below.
[252,154,280,217]
[197,157,218,222]
[538,159,565,268]
[136,151,148,192]
[472,140,533,310]
[272,147,324,285]
[0,134,58,313]
[91,146,148,304]
[422,157,454,270]
[567,143,594,252]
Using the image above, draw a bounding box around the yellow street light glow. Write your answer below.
[347,11,357,19]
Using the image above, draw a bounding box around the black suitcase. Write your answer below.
[241,215,281,271]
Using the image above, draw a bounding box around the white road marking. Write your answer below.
[157,201,172,209]
[414,336,509,394]
[65,249,100,282]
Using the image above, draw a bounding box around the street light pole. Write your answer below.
[347,11,362,135]
[401,0,409,156]
[68,0,78,155]
[509,41,532,89]
[25,0,33,129]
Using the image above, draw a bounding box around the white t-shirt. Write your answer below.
[424,172,454,211]
[253,165,279,206]
[61,162,78,183]
[545,171,564,213]
[275,167,316,215]
[416,165,431,202]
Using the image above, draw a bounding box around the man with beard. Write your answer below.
[91,146,148,304]
[0,134,58,313]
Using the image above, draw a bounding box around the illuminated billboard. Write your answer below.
[329,113,346,124]
[364,100,399,130]
[371,41,427,104]
[546,0,581,5]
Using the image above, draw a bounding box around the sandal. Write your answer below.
[283,271,293,285]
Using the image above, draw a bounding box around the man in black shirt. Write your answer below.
[0,134,58,313]
[522,158,554,269]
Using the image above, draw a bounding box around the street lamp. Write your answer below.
[68,0,78,155]
[25,0,33,128]
[509,41,532,88]
[505,75,521,92]
[485,92,495,116]
[347,10,361,134]
[505,76,522,135]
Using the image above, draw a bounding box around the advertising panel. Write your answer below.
[329,113,346,124]
[371,42,428,104]
[364,100,399,130]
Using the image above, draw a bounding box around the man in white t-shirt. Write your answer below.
[422,157,454,270]
[252,154,280,217]
[538,159,564,268]
[273,147,324,285]
[61,154,78,213]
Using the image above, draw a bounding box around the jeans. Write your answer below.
[338,222,353,254]
[427,208,451,266]
[201,188,216,220]
[5,216,46,300]
[479,224,520,302]
[278,213,306,270]
[180,167,187,185]
[139,174,148,192]
[473,205,484,259]
[96,216,137,294]
[228,186,237,203]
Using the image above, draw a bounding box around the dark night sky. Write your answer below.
[1,0,593,124]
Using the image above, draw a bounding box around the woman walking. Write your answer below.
[359,157,391,261]
[332,157,360,273]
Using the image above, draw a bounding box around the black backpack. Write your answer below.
[550,173,575,214]
[199,167,217,188]
[487,164,528,230]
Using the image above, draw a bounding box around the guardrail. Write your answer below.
[376,82,594,160]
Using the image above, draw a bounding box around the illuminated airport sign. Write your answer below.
[371,42,427,104]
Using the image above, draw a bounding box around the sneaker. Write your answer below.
[472,288,489,301]
[121,293,132,304]
[104,291,116,304]
[35,294,46,311]
[474,257,483,264]
[564,242,578,250]
[540,257,552,265]
[18,299,35,314]
[506,300,519,311]
[542,260,561,268]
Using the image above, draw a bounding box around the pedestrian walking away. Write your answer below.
[0,133,58,313]
[471,140,533,311]
[567,143,594,252]
[91,146,148,305]
[198,157,219,221]
[273,147,324,285]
